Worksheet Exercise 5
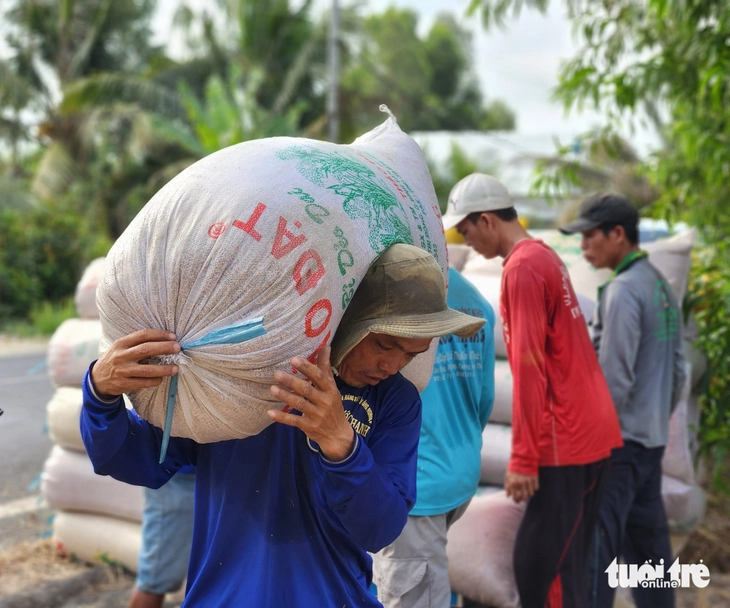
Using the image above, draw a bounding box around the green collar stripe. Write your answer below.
[597,250,648,301]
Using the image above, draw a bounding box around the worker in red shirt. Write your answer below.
[441,173,623,608]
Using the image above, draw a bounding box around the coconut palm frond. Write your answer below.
[64,0,113,81]
[60,73,187,121]
[145,113,207,158]
[0,115,32,142]
[31,142,80,200]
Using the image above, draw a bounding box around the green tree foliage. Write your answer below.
[0,61,37,175]
[0,202,102,322]
[5,0,163,83]
[339,8,515,141]
[469,0,730,466]
[181,0,327,134]
[226,0,321,119]
[426,141,498,213]
[0,0,189,237]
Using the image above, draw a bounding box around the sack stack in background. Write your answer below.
[447,230,706,607]
[42,257,145,572]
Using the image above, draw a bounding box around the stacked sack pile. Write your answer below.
[41,257,145,571]
[444,229,706,608]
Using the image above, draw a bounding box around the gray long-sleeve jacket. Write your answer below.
[591,255,686,448]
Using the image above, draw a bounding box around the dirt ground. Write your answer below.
[0,496,728,607]
[0,538,136,607]
[0,537,182,608]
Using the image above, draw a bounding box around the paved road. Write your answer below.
[0,348,184,607]
[0,349,55,552]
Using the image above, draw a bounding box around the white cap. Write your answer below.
[441,173,513,231]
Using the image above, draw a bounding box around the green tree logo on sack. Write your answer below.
[277,145,437,256]
[606,558,710,589]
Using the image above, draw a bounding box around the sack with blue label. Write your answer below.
[97,110,445,444]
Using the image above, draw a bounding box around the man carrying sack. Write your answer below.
[81,243,484,607]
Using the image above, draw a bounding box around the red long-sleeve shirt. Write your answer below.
[501,239,622,477]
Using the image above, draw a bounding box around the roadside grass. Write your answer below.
[0,298,76,338]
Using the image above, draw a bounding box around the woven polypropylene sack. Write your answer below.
[47,387,85,453]
[662,361,698,484]
[97,115,446,443]
[47,318,102,388]
[75,257,106,319]
[53,511,141,573]
[41,444,144,522]
[479,423,512,486]
[447,491,524,608]
[661,474,706,533]
[489,359,513,425]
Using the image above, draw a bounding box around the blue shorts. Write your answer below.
[135,473,196,595]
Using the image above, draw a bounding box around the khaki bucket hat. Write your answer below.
[330,243,485,366]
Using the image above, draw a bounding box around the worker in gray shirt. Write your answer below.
[561,193,686,608]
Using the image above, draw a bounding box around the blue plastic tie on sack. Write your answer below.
[158,317,267,464]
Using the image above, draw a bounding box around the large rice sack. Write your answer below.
[47,318,102,388]
[662,362,699,484]
[41,444,144,522]
[74,257,106,319]
[459,274,506,358]
[447,491,524,608]
[97,114,446,443]
[447,244,472,273]
[490,359,513,425]
[480,423,512,486]
[662,475,706,533]
[54,510,141,573]
[46,387,85,453]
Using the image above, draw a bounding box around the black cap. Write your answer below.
[559,192,639,234]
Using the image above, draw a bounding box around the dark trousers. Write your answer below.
[513,460,608,608]
[589,441,675,608]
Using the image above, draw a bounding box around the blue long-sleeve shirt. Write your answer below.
[81,367,421,607]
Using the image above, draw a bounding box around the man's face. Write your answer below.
[455,214,499,259]
[580,226,622,269]
[338,333,432,388]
